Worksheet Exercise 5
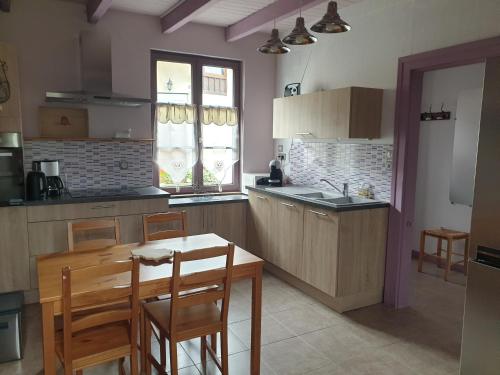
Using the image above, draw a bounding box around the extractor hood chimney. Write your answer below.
[45,32,150,107]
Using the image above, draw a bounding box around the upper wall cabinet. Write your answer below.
[273,87,383,139]
[0,43,22,133]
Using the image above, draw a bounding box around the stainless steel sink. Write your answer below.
[318,196,376,205]
[296,192,337,199]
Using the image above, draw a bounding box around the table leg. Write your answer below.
[445,239,453,281]
[464,237,470,275]
[437,238,443,268]
[250,266,263,375]
[42,302,56,375]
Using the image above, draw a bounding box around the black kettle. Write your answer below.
[26,171,48,200]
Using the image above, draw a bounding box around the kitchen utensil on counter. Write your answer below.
[26,170,47,200]
[32,160,64,196]
[268,159,283,187]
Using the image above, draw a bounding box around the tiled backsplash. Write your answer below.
[288,142,393,201]
[23,140,153,190]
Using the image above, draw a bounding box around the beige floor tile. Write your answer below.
[270,303,344,336]
[261,336,332,375]
[196,350,276,375]
[180,330,248,365]
[308,362,348,375]
[229,314,296,347]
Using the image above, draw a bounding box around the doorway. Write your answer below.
[384,36,500,309]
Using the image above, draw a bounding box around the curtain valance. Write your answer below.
[156,103,196,124]
[200,106,238,126]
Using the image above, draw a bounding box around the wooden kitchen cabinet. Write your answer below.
[301,205,339,296]
[246,191,272,258]
[167,205,205,236]
[0,43,22,132]
[204,202,247,248]
[270,197,304,277]
[273,87,383,139]
[0,207,30,292]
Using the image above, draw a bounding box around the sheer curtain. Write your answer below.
[155,103,198,192]
[200,106,239,192]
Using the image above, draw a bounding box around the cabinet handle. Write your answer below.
[256,195,267,200]
[91,204,115,209]
[308,209,327,216]
[280,202,295,208]
[296,132,312,136]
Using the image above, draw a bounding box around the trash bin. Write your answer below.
[0,291,23,363]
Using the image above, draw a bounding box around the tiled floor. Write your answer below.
[0,261,465,375]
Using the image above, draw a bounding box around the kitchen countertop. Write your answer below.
[22,186,169,206]
[246,185,389,212]
[169,194,248,207]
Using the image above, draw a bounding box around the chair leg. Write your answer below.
[140,306,146,374]
[169,339,178,375]
[210,333,217,354]
[130,349,138,375]
[436,238,442,268]
[418,231,426,272]
[445,239,453,281]
[118,358,125,375]
[145,316,152,375]
[160,332,166,368]
[464,237,470,276]
[201,336,207,366]
[221,328,229,375]
[76,371,83,375]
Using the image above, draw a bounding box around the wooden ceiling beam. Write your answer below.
[161,0,223,34]
[87,0,112,24]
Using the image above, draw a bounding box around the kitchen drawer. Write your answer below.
[27,198,169,222]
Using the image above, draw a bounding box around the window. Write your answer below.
[151,51,241,193]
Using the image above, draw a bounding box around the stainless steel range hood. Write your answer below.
[45,32,150,107]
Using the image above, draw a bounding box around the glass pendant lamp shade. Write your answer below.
[311,1,351,33]
[283,17,317,45]
[258,29,291,54]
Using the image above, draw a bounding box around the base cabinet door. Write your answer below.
[0,207,29,292]
[270,198,304,277]
[204,202,247,248]
[166,206,205,236]
[301,206,339,296]
[247,191,272,258]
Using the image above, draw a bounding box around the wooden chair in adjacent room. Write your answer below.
[142,211,188,242]
[55,257,140,375]
[67,218,121,252]
[142,243,235,375]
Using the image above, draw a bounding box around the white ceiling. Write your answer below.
[103,0,363,35]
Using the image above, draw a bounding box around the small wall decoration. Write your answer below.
[284,82,301,97]
[39,107,89,138]
[421,104,451,121]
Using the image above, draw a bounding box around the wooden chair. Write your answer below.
[142,243,235,375]
[67,218,121,252]
[56,257,140,375]
[418,227,470,281]
[142,211,188,242]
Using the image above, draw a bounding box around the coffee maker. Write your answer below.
[268,159,283,187]
[32,160,64,196]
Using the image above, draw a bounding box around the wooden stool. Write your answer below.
[418,227,470,281]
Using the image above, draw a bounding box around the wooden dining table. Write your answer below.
[37,233,264,375]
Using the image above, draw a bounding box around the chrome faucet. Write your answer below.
[320,179,349,197]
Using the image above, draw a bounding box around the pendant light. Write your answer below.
[283,5,317,45]
[311,1,351,33]
[258,21,290,54]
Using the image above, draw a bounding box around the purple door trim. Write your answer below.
[385,35,500,308]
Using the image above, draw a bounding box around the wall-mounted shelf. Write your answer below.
[23,137,155,142]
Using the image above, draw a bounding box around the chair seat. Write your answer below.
[143,299,222,340]
[55,322,131,370]
[424,228,469,240]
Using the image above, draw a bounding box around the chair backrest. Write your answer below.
[169,243,235,336]
[61,257,140,372]
[143,211,188,242]
[67,218,121,252]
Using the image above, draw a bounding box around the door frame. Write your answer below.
[385,35,500,308]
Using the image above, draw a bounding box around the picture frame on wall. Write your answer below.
[284,83,301,97]
[38,106,89,138]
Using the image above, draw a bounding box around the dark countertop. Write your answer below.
[169,194,248,207]
[246,185,389,212]
[22,186,169,206]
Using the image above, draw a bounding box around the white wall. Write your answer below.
[275,0,500,142]
[413,63,485,253]
[0,0,276,173]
